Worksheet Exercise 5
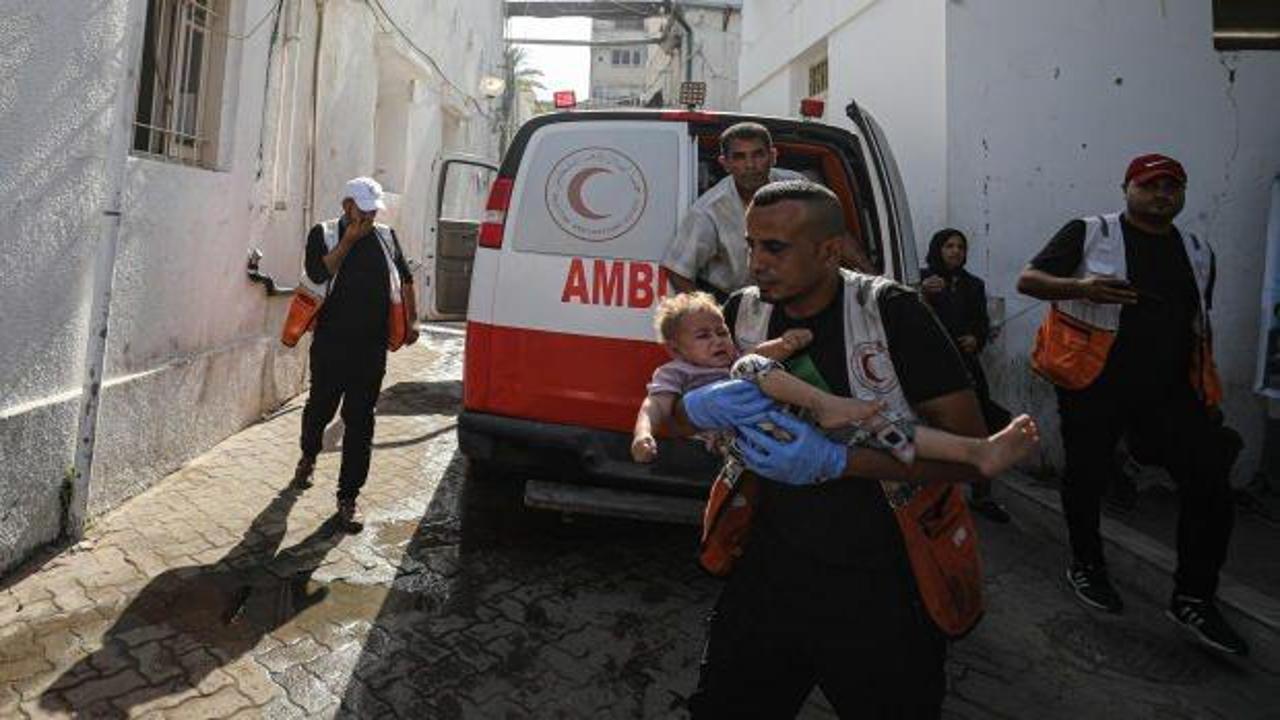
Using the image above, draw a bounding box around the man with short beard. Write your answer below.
[662,122,802,301]
[680,180,989,718]
[1018,154,1247,655]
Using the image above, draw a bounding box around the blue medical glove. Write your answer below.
[681,379,776,431]
[735,411,848,486]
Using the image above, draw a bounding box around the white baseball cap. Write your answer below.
[343,176,386,212]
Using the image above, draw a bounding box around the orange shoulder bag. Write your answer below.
[1030,305,1113,390]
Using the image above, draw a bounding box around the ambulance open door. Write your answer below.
[429,154,498,320]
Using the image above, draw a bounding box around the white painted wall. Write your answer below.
[739,0,1279,480]
[947,0,1280,480]
[645,7,742,111]
[0,0,503,574]
[739,0,876,101]
[740,0,948,237]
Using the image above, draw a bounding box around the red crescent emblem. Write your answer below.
[860,353,884,384]
[567,167,611,220]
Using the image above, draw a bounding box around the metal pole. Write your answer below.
[69,0,148,537]
[305,0,326,233]
[671,3,693,83]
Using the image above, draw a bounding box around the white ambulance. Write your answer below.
[449,104,919,522]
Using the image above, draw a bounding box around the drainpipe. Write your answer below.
[69,0,148,538]
[672,4,693,84]
[304,0,326,232]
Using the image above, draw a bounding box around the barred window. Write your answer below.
[808,58,828,97]
[132,0,229,168]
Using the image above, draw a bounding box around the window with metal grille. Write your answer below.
[1214,0,1280,49]
[132,0,229,168]
[808,58,828,97]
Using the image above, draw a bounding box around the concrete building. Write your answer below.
[554,2,741,112]
[589,16,651,106]
[643,1,742,112]
[0,0,505,573]
[739,0,1280,479]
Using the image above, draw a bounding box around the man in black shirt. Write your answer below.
[682,181,988,718]
[292,177,416,533]
[1017,155,1246,656]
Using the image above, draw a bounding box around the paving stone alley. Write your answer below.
[2,329,1277,719]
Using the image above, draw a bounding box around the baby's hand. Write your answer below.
[779,329,813,353]
[631,434,658,463]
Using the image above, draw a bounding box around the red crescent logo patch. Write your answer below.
[850,341,898,395]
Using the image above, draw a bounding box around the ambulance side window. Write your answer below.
[439,163,494,222]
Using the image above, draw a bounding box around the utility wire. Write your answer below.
[364,0,494,118]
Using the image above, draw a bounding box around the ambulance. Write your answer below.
[448,102,919,522]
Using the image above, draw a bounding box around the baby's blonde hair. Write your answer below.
[653,291,723,344]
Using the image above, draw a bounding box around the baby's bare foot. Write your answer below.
[814,397,885,429]
[976,414,1039,477]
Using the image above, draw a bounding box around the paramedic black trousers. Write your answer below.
[688,538,946,719]
[1056,372,1238,599]
[299,335,388,501]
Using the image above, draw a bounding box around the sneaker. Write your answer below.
[1066,562,1124,613]
[1166,595,1249,656]
[336,496,364,534]
[292,456,315,490]
[969,497,1011,524]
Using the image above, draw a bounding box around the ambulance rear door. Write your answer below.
[844,101,919,284]
[429,154,498,320]
[465,118,695,433]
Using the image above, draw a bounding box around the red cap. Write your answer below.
[1124,154,1187,186]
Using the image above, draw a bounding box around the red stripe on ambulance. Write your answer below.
[464,321,669,433]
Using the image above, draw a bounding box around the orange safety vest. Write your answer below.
[281,220,412,351]
[699,272,984,638]
[1031,213,1222,406]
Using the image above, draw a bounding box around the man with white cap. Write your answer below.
[292,177,417,532]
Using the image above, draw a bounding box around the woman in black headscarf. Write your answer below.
[922,228,1013,522]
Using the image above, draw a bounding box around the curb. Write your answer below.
[998,471,1279,666]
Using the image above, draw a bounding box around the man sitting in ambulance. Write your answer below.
[661,122,803,302]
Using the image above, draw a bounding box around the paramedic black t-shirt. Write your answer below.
[722,283,972,568]
[305,220,412,346]
[1029,216,1201,396]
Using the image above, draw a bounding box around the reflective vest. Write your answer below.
[1031,213,1221,405]
[700,270,984,637]
[296,219,409,350]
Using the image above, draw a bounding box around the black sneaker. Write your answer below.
[291,456,315,490]
[336,496,364,534]
[1166,595,1249,656]
[1066,562,1124,613]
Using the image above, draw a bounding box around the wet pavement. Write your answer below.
[2,329,1278,718]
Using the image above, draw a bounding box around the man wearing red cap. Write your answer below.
[1017,154,1247,655]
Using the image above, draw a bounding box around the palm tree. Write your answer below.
[501,45,546,152]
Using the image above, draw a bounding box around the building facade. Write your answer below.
[643,1,742,112]
[0,0,505,573]
[739,0,1280,479]
[589,16,652,106]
